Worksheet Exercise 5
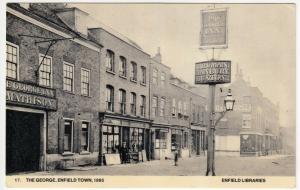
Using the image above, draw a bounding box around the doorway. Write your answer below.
[6,110,42,174]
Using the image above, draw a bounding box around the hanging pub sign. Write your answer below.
[200,8,228,49]
[195,60,231,84]
[6,79,57,110]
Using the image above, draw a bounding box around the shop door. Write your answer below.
[6,110,41,174]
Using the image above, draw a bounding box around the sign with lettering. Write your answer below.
[6,79,57,110]
[195,60,231,84]
[200,8,228,48]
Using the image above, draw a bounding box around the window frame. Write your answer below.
[63,118,74,153]
[119,89,126,114]
[130,92,137,115]
[6,42,19,80]
[106,85,114,112]
[119,56,127,77]
[63,62,75,93]
[152,96,158,117]
[81,121,90,152]
[38,53,53,88]
[81,68,90,96]
[106,49,115,73]
[141,66,147,84]
[160,97,166,117]
[130,61,137,82]
[140,95,146,117]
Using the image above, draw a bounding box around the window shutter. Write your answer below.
[58,117,65,154]
[89,123,95,153]
[73,120,80,153]
[78,121,82,153]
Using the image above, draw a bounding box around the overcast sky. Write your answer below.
[71,3,295,127]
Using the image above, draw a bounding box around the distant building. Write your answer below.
[149,49,207,160]
[215,66,280,156]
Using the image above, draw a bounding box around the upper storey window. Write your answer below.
[106,50,115,72]
[39,54,52,87]
[6,43,18,79]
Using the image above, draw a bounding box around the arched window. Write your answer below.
[140,95,146,117]
[119,89,126,114]
[119,56,127,77]
[130,62,137,81]
[130,92,137,115]
[106,50,115,72]
[106,85,114,112]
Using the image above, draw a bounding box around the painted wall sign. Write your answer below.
[200,8,228,48]
[6,79,57,110]
[195,60,231,84]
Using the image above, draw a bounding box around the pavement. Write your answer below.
[12,154,295,176]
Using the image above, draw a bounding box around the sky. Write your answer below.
[71,3,296,128]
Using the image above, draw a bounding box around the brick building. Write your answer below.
[149,49,207,160]
[214,66,280,156]
[89,24,152,165]
[6,3,104,173]
[6,3,208,173]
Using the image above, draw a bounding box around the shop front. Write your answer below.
[6,79,57,173]
[99,113,151,165]
[240,132,262,156]
[191,125,206,156]
[151,124,171,160]
[171,127,189,158]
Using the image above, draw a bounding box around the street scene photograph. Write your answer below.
[4,2,296,188]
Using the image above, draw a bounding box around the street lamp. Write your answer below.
[206,88,235,176]
[224,89,235,111]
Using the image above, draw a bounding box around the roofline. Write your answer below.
[170,82,206,100]
[89,27,151,57]
[7,4,103,51]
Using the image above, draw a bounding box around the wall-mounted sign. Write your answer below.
[6,79,57,110]
[200,8,228,49]
[195,60,231,84]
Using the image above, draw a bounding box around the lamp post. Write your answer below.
[206,88,235,176]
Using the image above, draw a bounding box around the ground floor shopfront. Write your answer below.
[240,132,279,156]
[99,112,151,165]
[191,125,206,156]
[151,124,190,160]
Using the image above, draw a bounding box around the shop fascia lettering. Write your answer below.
[6,79,55,98]
[6,90,56,110]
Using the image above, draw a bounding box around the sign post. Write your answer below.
[196,7,230,176]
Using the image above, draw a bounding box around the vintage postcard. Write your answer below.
[4,2,296,188]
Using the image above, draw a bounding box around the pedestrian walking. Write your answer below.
[174,144,179,166]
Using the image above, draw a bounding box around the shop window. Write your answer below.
[119,56,127,77]
[172,98,176,117]
[64,120,73,152]
[183,132,188,148]
[130,128,139,152]
[81,122,89,152]
[152,68,158,84]
[161,72,166,86]
[152,96,158,117]
[63,62,74,92]
[39,54,52,87]
[6,43,18,79]
[106,50,115,72]
[141,66,146,84]
[140,95,146,117]
[130,62,137,81]
[119,89,126,114]
[155,130,167,149]
[160,97,165,117]
[130,92,136,115]
[171,129,182,151]
[138,128,144,151]
[102,125,120,154]
[106,85,114,112]
[81,68,90,96]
